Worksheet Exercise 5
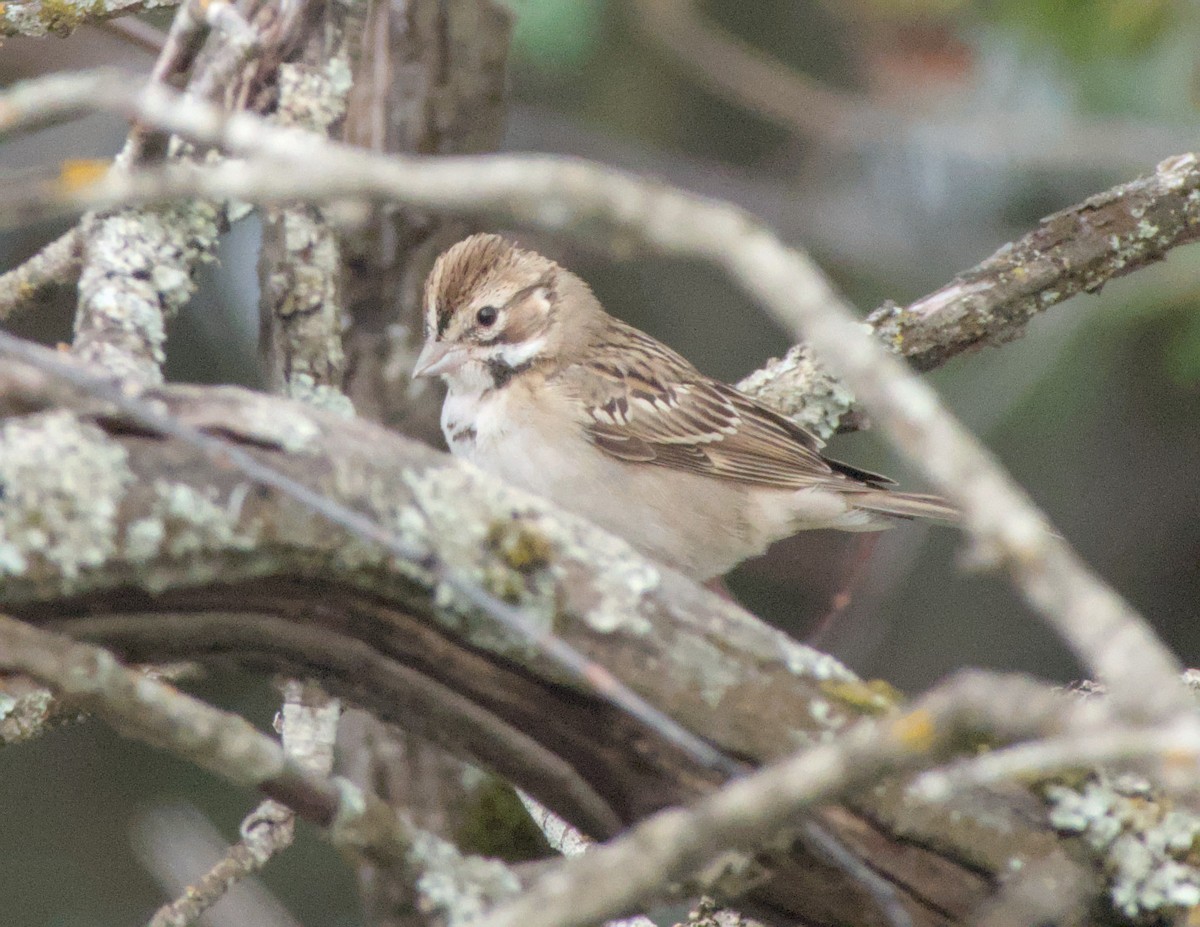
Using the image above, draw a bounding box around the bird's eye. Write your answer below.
[476,306,499,327]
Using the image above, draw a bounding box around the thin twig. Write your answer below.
[0,228,82,320]
[145,681,340,927]
[144,801,296,927]
[910,722,1200,802]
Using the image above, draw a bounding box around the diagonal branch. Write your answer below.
[0,228,82,320]
[482,672,1119,927]
[0,612,524,924]
[145,680,341,927]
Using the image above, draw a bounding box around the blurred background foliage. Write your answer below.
[2,0,1199,923]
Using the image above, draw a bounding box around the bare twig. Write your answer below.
[135,804,305,927]
[146,681,340,927]
[519,793,658,927]
[145,800,297,927]
[0,228,82,320]
[1,72,1188,718]
[910,722,1200,801]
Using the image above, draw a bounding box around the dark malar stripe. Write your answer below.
[486,358,534,390]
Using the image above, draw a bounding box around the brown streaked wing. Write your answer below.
[578,323,883,490]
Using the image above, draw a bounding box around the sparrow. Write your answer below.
[414,234,955,581]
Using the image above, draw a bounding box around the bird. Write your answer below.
[413,233,956,581]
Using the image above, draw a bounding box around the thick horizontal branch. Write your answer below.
[0,363,1070,926]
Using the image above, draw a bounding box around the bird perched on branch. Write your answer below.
[414,234,955,581]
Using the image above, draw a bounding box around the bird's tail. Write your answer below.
[847,490,959,525]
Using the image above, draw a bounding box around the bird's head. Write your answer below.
[414,234,600,388]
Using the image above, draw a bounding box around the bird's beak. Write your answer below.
[413,340,468,379]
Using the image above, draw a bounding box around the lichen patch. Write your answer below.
[1047,775,1200,919]
[125,480,262,566]
[402,461,660,659]
[0,411,133,587]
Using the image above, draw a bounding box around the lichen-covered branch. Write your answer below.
[258,56,354,412]
[0,0,177,37]
[0,228,82,320]
[0,674,75,745]
[0,348,1070,924]
[338,0,512,447]
[72,201,221,383]
[866,153,1200,371]
[8,75,1190,719]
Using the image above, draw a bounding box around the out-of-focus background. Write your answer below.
[2,1,1199,923]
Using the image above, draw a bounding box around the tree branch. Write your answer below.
[0,228,82,320]
[146,680,341,927]
[0,348,1065,923]
[0,612,526,924]
[0,0,176,37]
[1,71,1188,719]
[482,672,1110,927]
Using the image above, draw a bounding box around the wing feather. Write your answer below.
[572,322,890,491]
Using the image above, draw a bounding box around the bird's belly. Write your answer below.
[443,393,768,579]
